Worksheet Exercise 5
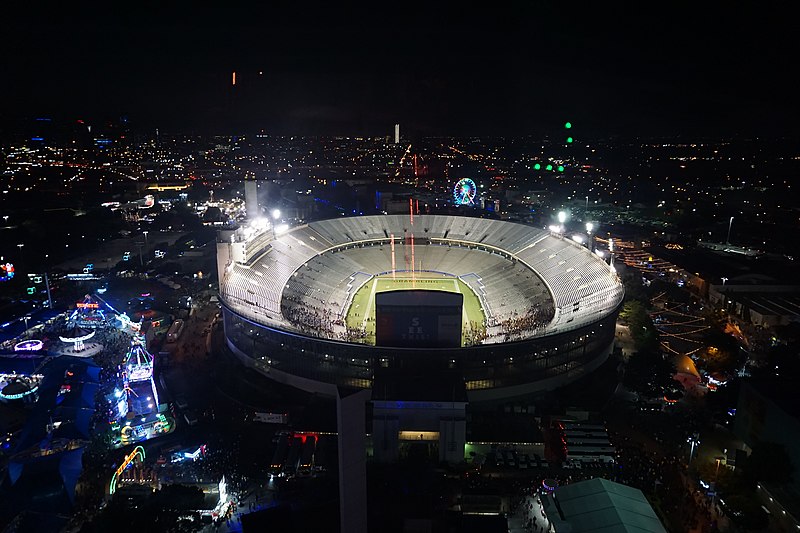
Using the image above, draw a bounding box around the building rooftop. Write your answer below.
[546,477,666,533]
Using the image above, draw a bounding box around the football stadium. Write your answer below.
[216,214,624,401]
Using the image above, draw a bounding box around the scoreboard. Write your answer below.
[375,290,463,348]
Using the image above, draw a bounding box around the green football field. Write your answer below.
[345,274,485,346]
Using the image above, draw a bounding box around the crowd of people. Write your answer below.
[280,296,357,342]
[463,320,488,346]
[491,305,555,342]
[510,489,552,533]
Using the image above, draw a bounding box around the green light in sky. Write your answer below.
[545,164,553,171]
[557,165,565,172]
[533,163,541,170]
[566,136,573,143]
[565,122,572,129]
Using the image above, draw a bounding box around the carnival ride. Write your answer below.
[453,177,477,206]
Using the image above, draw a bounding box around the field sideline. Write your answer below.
[344,274,485,347]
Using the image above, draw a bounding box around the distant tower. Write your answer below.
[244,179,259,219]
[394,123,400,144]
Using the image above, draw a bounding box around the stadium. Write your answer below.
[216,214,624,402]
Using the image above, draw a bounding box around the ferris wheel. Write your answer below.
[453,178,477,206]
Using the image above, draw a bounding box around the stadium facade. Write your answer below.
[216,215,623,402]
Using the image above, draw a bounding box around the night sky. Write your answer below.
[2,4,796,137]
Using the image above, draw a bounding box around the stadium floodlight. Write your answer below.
[557,211,567,224]
[572,234,584,244]
[274,223,289,235]
[269,210,284,238]
[586,222,594,233]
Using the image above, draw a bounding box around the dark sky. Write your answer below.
[2,3,797,137]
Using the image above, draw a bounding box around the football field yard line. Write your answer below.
[453,279,469,341]
[362,277,377,330]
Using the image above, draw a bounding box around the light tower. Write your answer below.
[586,222,595,252]
[271,209,281,238]
[394,124,400,144]
[557,210,568,237]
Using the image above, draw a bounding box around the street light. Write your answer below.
[687,433,700,463]
[726,216,734,244]
[142,231,149,244]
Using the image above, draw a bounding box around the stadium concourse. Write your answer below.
[216,214,624,401]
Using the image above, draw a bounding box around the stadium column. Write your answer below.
[337,387,372,533]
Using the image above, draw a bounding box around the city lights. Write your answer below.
[0,10,792,531]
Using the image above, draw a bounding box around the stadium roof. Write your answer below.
[546,478,665,533]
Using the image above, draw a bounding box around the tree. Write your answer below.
[620,271,648,304]
[620,301,659,353]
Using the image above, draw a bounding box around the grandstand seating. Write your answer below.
[220,215,624,341]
